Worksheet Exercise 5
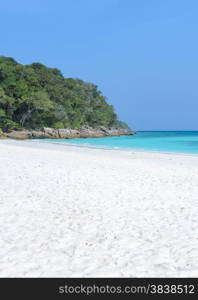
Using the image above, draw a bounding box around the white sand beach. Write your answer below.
[0,139,198,277]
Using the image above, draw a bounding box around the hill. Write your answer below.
[0,56,130,133]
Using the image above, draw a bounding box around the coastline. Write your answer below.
[1,139,198,277]
[0,126,134,140]
[31,138,198,158]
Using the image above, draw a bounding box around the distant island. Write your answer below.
[0,56,132,139]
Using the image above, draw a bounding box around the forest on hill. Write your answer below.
[0,56,129,132]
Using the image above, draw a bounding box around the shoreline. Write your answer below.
[0,127,134,140]
[2,138,198,158]
[33,139,198,157]
[1,139,198,277]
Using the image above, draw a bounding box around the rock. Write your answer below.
[58,129,80,138]
[79,127,102,138]
[58,129,71,138]
[98,126,109,133]
[43,127,59,138]
[0,134,7,139]
[31,130,45,138]
[4,130,32,139]
[1,127,134,140]
[69,129,80,138]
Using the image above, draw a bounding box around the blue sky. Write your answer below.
[0,0,198,130]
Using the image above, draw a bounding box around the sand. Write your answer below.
[0,139,198,277]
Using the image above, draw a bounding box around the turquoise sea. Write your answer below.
[43,131,198,154]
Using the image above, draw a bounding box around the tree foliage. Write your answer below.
[0,56,129,131]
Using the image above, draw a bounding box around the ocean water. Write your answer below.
[42,131,198,154]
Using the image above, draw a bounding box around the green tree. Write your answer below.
[0,56,130,131]
[19,91,54,127]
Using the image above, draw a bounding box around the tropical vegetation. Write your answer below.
[0,56,129,132]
